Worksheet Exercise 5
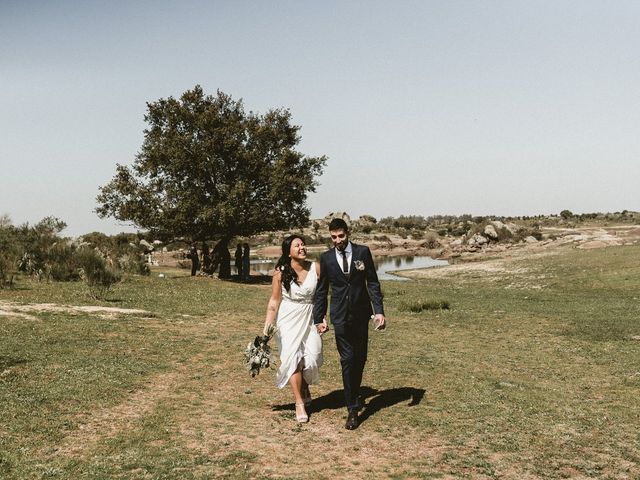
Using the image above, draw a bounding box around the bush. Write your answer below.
[401,300,450,313]
[118,253,150,276]
[373,235,391,243]
[47,242,79,281]
[560,209,574,219]
[0,254,14,288]
[75,248,122,299]
[422,232,441,249]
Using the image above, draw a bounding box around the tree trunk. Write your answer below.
[215,238,231,279]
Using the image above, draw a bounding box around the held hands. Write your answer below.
[316,318,329,336]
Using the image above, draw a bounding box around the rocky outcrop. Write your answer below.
[484,224,498,240]
[468,234,489,247]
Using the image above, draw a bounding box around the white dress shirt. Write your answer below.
[334,242,353,274]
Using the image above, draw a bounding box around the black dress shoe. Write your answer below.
[355,396,364,411]
[345,410,358,430]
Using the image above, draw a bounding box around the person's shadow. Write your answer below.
[272,386,425,425]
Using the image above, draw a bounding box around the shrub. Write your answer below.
[0,254,14,288]
[118,253,150,275]
[401,300,450,313]
[560,209,574,219]
[373,235,391,242]
[47,242,79,281]
[75,248,122,299]
[422,232,441,249]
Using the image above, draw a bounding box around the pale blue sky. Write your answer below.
[1,1,639,235]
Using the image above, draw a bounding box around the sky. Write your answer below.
[1,0,639,236]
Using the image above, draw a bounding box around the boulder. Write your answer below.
[468,234,488,247]
[324,211,351,223]
[524,236,538,243]
[505,222,519,234]
[357,214,377,225]
[139,239,154,252]
[491,220,507,231]
[484,224,498,240]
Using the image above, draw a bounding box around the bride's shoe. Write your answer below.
[295,403,309,423]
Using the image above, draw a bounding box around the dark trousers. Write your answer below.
[334,319,369,411]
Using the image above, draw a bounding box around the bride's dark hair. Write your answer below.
[276,235,305,292]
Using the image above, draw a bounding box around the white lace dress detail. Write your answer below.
[275,262,323,388]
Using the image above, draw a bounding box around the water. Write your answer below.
[373,255,449,280]
[242,255,448,281]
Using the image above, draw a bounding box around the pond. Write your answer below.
[242,255,448,281]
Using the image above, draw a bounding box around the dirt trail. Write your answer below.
[0,301,151,320]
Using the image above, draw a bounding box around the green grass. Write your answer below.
[1,245,639,478]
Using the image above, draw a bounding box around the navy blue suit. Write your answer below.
[313,243,384,410]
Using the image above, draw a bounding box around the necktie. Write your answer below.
[340,250,349,273]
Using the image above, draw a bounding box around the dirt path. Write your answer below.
[0,301,151,320]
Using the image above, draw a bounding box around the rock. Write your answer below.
[450,238,463,247]
[324,211,351,223]
[505,222,519,234]
[357,215,377,225]
[525,236,538,243]
[139,239,154,252]
[484,224,498,240]
[468,234,488,246]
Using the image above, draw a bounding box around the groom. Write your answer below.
[313,218,386,430]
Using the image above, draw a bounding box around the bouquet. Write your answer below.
[243,324,277,377]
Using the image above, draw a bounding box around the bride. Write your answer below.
[263,235,325,423]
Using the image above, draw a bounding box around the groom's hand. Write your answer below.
[373,314,386,331]
[316,318,329,335]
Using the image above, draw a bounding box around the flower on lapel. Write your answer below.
[354,260,365,271]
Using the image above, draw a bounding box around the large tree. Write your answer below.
[96,86,326,275]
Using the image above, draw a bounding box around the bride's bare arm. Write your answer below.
[263,269,282,335]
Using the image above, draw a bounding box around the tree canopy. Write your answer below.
[96,86,326,241]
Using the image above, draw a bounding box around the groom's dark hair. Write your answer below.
[328,218,349,231]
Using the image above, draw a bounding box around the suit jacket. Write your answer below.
[313,243,384,325]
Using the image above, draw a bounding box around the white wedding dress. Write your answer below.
[275,262,323,389]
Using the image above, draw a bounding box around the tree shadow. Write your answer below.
[0,356,27,370]
[225,275,272,285]
[272,385,425,425]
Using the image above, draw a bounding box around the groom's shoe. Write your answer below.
[355,395,364,411]
[345,410,359,430]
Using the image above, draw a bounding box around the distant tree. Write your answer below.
[560,210,574,219]
[96,86,326,277]
[0,213,12,228]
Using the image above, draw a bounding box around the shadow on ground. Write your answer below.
[173,274,272,285]
[272,386,425,425]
